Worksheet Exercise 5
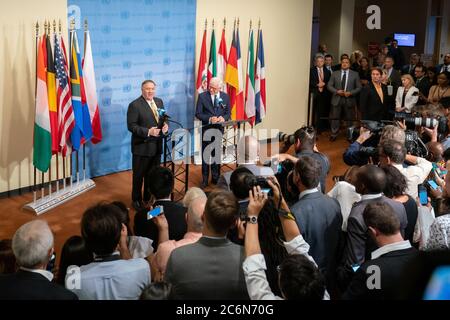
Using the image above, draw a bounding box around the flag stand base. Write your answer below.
[23,179,96,215]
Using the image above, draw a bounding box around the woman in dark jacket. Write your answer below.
[359,67,389,121]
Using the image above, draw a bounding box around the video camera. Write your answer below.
[347,120,385,143]
[278,132,295,146]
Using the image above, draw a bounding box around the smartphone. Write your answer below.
[428,180,439,191]
[147,205,164,220]
[418,185,428,205]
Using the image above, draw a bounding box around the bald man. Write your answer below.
[195,77,231,188]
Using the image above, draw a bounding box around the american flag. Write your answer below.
[54,34,74,156]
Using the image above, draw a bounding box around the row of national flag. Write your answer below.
[34,26,102,172]
[196,20,266,126]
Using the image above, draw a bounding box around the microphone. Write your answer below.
[217,97,226,109]
[157,108,170,129]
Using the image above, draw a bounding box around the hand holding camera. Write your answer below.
[247,186,268,217]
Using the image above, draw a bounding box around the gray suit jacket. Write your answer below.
[291,191,343,279]
[165,237,249,300]
[327,69,362,106]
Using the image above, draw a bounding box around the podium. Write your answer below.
[220,119,251,173]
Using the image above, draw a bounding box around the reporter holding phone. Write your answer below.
[395,74,419,113]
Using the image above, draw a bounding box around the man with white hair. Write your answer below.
[0,220,77,300]
[151,196,206,281]
[217,135,274,190]
[195,77,231,188]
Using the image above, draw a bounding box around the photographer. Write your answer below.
[229,168,287,296]
[277,126,330,193]
[343,124,405,166]
[242,180,328,300]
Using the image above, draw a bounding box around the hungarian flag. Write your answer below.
[217,28,227,92]
[69,30,92,151]
[33,35,52,172]
[235,27,245,120]
[54,34,74,157]
[245,29,255,124]
[196,29,208,94]
[225,28,238,120]
[207,28,216,86]
[46,34,58,154]
[255,29,266,124]
[83,31,102,144]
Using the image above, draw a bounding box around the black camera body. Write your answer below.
[347,120,385,143]
[278,132,296,146]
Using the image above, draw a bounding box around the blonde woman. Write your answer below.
[395,74,419,113]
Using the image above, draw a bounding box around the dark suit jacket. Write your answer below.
[0,270,78,300]
[291,191,342,280]
[195,91,231,130]
[415,76,431,105]
[359,82,389,121]
[127,96,164,157]
[134,199,187,251]
[343,247,418,300]
[165,237,249,300]
[344,196,407,268]
[309,66,331,95]
[327,69,362,106]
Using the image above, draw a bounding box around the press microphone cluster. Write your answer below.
[157,108,170,129]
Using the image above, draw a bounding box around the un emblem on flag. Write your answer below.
[102,25,111,34]
[122,61,132,69]
[163,80,171,89]
[121,11,130,19]
[144,48,153,56]
[123,84,132,93]
[102,74,111,83]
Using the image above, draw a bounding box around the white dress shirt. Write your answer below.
[19,267,54,281]
[328,181,361,231]
[392,158,432,199]
[371,240,412,260]
[242,235,330,300]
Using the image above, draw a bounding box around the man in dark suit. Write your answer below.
[127,80,169,210]
[324,54,339,72]
[414,64,431,105]
[401,53,420,76]
[343,202,417,299]
[195,77,231,188]
[165,191,249,300]
[291,156,342,289]
[359,67,389,121]
[310,54,331,133]
[383,56,401,119]
[134,166,187,251]
[327,57,362,141]
[436,53,450,73]
[338,165,407,291]
[0,220,78,300]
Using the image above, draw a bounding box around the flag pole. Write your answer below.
[83,19,88,182]
[58,19,67,190]
[34,21,39,203]
[52,19,60,193]
[70,19,75,188]
[47,21,53,197]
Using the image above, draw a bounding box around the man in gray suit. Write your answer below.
[327,57,361,141]
[165,191,249,300]
[290,156,342,289]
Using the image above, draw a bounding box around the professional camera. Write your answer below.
[278,132,296,146]
[347,120,385,144]
[244,175,273,194]
[404,130,428,158]
[394,112,448,135]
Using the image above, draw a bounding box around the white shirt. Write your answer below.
[128,236,154,259]
[299,187,320,200]
[392,158,432,199]
[210,93,219,106]
[361,193,383,201]
[327,181,362,231]
[19,267,54,281]
[242,235,330,300]
[371,240,412,260]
